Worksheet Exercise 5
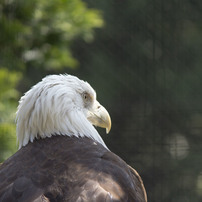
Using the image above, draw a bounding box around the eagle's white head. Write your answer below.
[16,74,111,149]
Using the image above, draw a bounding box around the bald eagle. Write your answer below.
[0,74,147,202]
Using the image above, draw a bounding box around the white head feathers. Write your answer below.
[16,74,111,149]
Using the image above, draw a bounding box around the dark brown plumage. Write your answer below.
[0,136,147,202]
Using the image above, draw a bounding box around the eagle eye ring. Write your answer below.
[82,92,88,100]
[82,92,91,102]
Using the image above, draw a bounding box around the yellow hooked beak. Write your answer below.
[87,101,111,134]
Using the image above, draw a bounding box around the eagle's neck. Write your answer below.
[16,104,108,149]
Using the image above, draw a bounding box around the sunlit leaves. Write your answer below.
[0,68,21,161]
[0,0,103,70]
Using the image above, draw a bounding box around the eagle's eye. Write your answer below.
[83,93,88,100]
[82,92,92,106]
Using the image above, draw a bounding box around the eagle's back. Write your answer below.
[0,136,146,202]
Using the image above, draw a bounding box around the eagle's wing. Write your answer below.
[128,165,147,202]
[71,151,147,202]
[73,161,130,202]
[0,176,49,202]
[0,147,51,202]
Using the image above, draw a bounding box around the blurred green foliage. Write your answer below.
[0,0,103,71]
[0,68,21,160]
